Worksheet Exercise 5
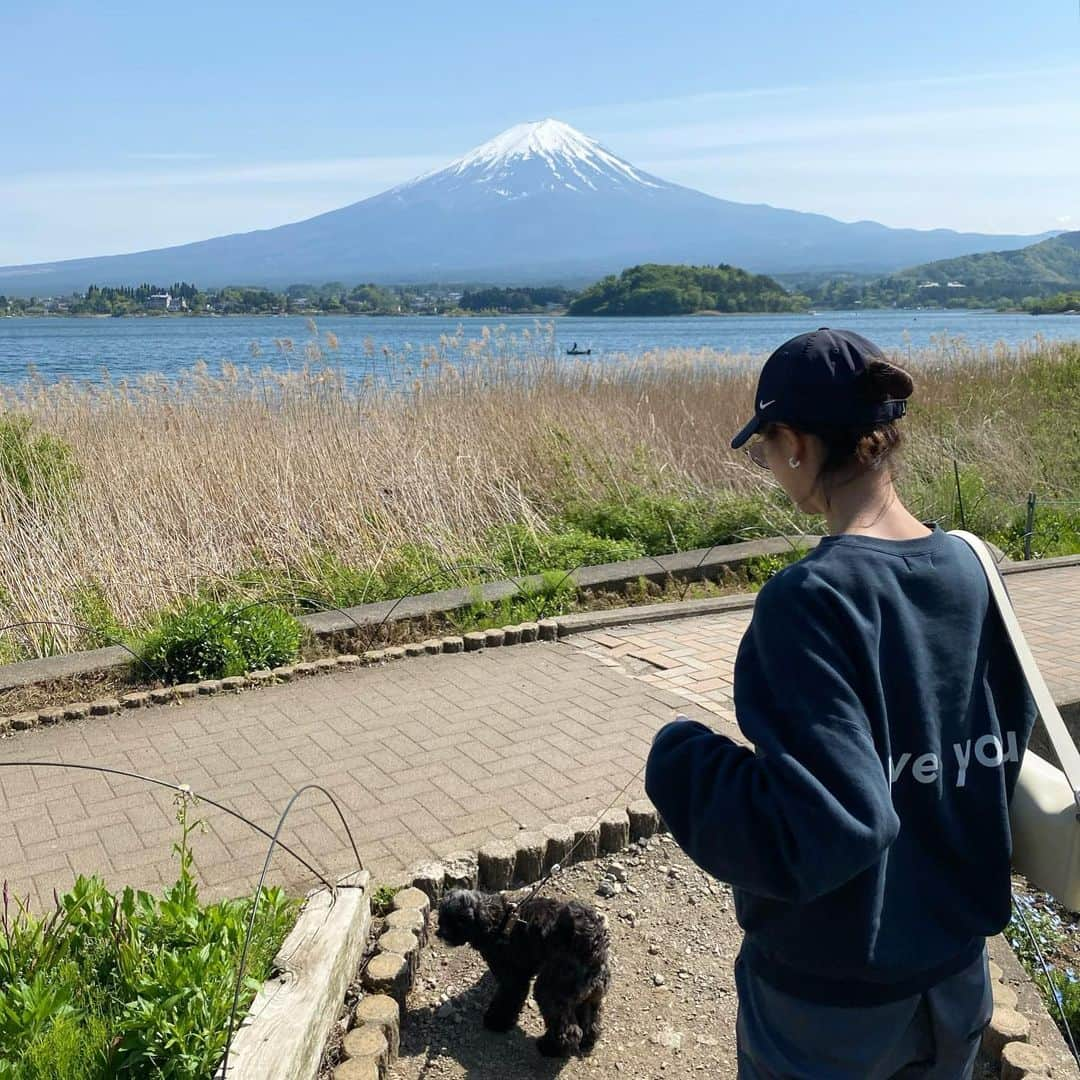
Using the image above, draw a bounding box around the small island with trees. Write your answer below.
[567,263,808,316]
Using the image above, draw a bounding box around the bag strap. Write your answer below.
[949,529,1080,806]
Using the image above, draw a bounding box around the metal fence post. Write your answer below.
[1024,492,1036,561]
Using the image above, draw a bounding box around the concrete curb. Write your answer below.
[4,595,1080,744]
[0,535,818,693]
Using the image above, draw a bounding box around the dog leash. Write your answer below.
[496,760,650,935]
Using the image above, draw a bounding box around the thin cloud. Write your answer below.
[629,101,1080,158]
[0,154,442,195]
[584,64,1080,117]
[126,152,217,161]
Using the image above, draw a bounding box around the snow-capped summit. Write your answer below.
[398,118,666,199]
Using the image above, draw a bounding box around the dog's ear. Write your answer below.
[473,891,508,935]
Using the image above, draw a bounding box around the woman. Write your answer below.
[645,328,1036,1079]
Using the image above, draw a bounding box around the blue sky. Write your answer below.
[2,0,1077,264]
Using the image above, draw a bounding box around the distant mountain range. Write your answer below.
[806,231,1080,308]
[0,119,1059,297]
[884,231,1080,298]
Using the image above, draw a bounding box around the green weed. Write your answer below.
[1005,893,1080,1049]
[370,884,401,918]
[69,581,123,649]
[0,794,298,1079]
[137,601,301,683]
[992,506,1080,561]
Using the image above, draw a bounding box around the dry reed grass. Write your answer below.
[0,328,1074,659]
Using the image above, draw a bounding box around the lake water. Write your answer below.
[0,310,1076,386]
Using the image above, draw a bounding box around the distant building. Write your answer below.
[946,281,967,289]
[147,292,173,310]
[917,281,941,289]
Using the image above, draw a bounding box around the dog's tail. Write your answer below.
[554,902,610,971]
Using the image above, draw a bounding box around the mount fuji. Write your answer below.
[0,119,1051,294]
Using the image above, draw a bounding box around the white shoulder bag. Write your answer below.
[951,530,1080,911]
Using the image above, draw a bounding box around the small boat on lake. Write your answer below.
[566,342,592,355]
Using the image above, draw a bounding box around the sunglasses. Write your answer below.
[746,435,770,470]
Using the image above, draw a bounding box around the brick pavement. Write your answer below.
[569,564,1080,720]
[0,645,688,908]
[0,564,1076,910]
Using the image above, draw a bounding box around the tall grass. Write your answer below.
[0,329,1075,661]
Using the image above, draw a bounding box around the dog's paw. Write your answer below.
[536,1033,570,1058]
[537,1027,583,1058]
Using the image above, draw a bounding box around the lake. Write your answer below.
[0,310,1076,386]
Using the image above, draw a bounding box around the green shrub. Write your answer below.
[138,603,244,683]
[224,603,302,672]
[742,548,806,587]
[0,415,79,506]
[138,601,301,683]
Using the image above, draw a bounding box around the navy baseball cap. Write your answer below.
[730,327,911,449]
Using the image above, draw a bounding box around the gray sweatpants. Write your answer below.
[735,948,993,1079]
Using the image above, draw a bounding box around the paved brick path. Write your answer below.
[570,563,1080,722]
[0,564,1077,909]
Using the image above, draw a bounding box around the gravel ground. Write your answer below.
[388,835,740,1079]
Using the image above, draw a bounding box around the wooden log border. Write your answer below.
[219,871,371,1080]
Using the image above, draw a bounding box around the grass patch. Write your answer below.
[0,794,297,1079]
[559,489,794,557]
[490,523,645,575]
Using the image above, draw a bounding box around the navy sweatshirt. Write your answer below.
[645,525,1036,1005]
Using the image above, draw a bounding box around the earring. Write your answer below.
[788,457,801,469]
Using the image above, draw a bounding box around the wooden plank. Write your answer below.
[218,871,371,1080]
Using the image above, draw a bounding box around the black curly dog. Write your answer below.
[436,889,611,1057]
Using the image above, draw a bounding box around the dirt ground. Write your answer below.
[385,835,1001,1080]
[388,834,741,1079]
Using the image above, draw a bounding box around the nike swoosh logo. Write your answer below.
[758,399,776,410]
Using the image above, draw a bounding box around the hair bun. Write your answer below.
[870,360,914,401]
